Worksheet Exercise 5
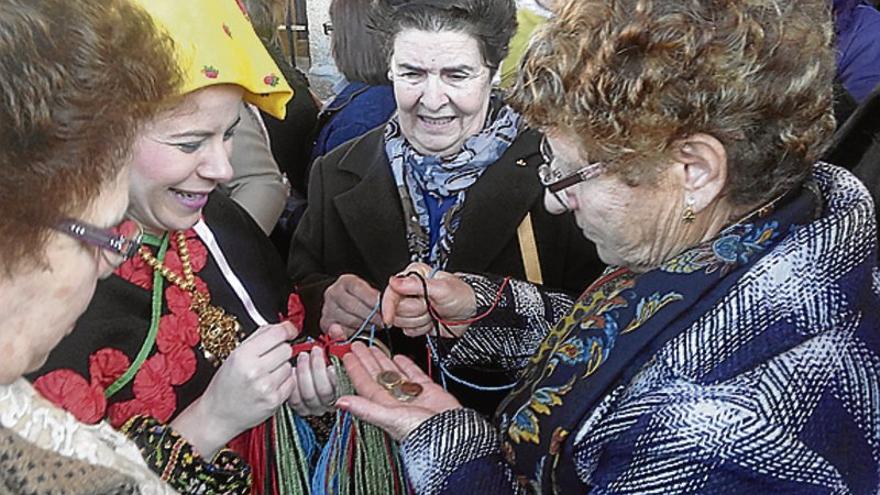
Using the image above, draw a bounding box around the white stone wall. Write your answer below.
[304,0,340,100]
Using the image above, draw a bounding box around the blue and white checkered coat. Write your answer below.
[401,164,880,494]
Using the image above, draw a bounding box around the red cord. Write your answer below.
[429,276,511,326]
[426,345,433,379]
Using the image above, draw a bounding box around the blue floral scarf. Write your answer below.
[384,98,523,268]
[496,181,822,492]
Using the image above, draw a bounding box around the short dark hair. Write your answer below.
[371,0,517,76]
[330,0,390,86]
[0,0,180,275]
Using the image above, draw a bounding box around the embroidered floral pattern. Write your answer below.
[661,221,780,275]
[39,229,306,433]
[105,230,210,427]
[508,375,577,444]
[621,292,684,334]
[122,415,252,494]
[115,254,153,290]
[503,266,686,453]
[35,230,207,428]
[89,348,132,389]
[234,0,249,18]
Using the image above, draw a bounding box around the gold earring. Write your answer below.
[682,196,696,223]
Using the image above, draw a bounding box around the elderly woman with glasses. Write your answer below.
[318,0,880,493]
[288,0,603,416]
[27,1,323,493]
[0,0,185,492]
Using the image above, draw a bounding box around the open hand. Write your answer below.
[335,341,461,441]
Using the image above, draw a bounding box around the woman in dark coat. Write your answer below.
[289,0,603,415]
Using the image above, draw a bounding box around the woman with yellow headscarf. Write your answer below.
[28,1,316,493]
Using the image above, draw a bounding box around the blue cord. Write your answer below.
[426,335,517,392]
[422,268,516,391]
[438,364,517,391]
[345,297,381,343]
[368,323,376,346]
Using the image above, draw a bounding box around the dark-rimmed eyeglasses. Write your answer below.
[54,219,143,266]
[537,136,606,211]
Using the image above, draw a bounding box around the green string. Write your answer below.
[323,356,409,495]
[105,232,169,398]
[274,404,313,494]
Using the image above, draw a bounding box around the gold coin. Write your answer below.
[377,370,404,389]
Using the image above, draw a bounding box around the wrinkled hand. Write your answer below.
[381,262,477,337]
[335,342,461,441]
[171,321,297,457]
[321,274,382,337]
[288,325,344,416]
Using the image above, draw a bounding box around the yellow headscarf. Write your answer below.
[133,0,292,119]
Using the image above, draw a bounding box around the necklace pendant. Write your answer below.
[196,304,243,366]
[190,291,242,366]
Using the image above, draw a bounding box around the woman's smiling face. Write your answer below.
[127,84,243,233]
[390,29,493,157]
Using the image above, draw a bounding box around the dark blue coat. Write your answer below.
[310,82,396,162]
[835,0,880,102]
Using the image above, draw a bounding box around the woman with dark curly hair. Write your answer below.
[289,0,603,416]
[314,0,880,493]
[0,0,180,493]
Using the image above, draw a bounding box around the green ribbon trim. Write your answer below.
[105,232,170,398]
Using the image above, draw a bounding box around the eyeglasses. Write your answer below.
[537,135,606,210]
[54,218,143,266]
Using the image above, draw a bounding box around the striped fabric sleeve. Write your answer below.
[440,274,573,372]
[400,408,525,495]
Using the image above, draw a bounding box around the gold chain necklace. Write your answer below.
[139,231,243,366]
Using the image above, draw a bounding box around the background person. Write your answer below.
[834,0,880,103]
[308,0,397,164]
[224,101,291,235]
[498,0,560,88]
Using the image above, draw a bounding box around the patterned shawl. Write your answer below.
[385,99,524,269]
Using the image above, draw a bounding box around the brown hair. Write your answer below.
[0,0,181,275]
[370,0,517,77]
[331,0,390,86]
[511,0,836,206]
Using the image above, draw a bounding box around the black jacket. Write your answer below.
[288,125,604,413]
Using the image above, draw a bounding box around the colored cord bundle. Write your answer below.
[311,356,411,495]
